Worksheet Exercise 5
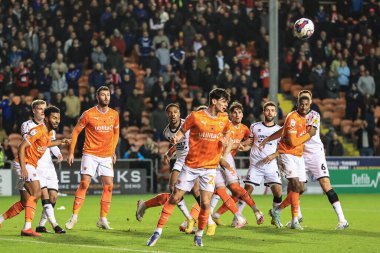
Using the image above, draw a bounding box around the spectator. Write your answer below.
[51,69,68,95]
[150,102,167,141]
[126,89,145,127]
[143,68,157,97]
[13,61,31,96]
[355,120,375,156]
[63,88,81,127]
[0,94,14,134]
[65,63,82,96]
[337,60,351,92]
[325,70,340,99]
[51,53,68,79]
[155,42,170,73]
[170,40,185,73]
[107,67,122,88]
[110,29,126,56]
[357,69,376,96]
[329,132,344,156]
[91,45,107,69]
[89,63,106,90]
[7,45,22,68]
[345,83,364,121]
[136,31,153,67]
[152,29,170,49]
[123,144,145,160]
[107,46,124,73]
[66,39,85,67]
[37,67,53,102]
[195,49,210,73]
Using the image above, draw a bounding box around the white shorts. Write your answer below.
[215,153,239,187]
[80,154,114,177]
[172,154,186,172]
[304,151,330,181]
[15,162,40,191]
[278,154,306,182]
[244,163,282,187]
[37,163,59,191]
[175,165,216,192]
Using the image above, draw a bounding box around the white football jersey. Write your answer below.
[163,119,189,159]
[20,119,58,165]
[249,122,281,164]
[304,110,324,153]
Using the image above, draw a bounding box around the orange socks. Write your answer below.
[229,183,256,207]
[290,192,300,218]
[145,193,170,208]
[190,202,200,220]
[216,188,238,214]
[198,208,210,231]
[216,196,238,215]
[100,185,113,217]
[25,196,37,222]
[73,180,90,214]
[2,201,24,220]
[157,201,176,228]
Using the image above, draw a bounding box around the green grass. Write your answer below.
[0,194,379,253]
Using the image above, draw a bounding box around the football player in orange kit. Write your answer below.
[65,86,119,230]
[146,88,232,247]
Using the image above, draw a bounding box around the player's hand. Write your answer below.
[21,168,28,181]
[67,153,74,166]
[259,138,268,150]
[56,154,64,164]
[163,153,170,166]
[308,126,317,137]
[262,153,277,164]
[170,136,178,145]
[220,137,229,147]
[224,165,235,175]
[112,153,117,164]
[61,138,71,146]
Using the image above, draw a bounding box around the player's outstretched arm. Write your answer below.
[170,130,185,145]
[48,138,71,147]
[262,151,279,164]
[219,156,235,175]
[259,127,283,150]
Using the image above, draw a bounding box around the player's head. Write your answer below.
[209,88,230,113]
[263,101,277,122]
[96,86,111,107]
[297,94,312,116]
[229,102,244,124]
[31,100,47,121]
[165,103,180,126]
[44,106,60,130]
[298,90,312,100]
[195,105,208,111]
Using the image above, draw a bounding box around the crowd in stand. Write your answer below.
[0,0,380,168]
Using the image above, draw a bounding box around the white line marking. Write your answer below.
[0,237,170,253]
[300,207,379,213]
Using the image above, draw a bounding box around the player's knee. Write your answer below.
[103,184,113,193]
[79,180,90,190]
[169,195,180,205]
[244,184,254,194]
[191,188,200,198]
[200,200,210,210]
[32,189,41,199]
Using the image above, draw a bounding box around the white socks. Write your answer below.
[23,221,32,230]
[177,199,192,220]
[332,201,346,222]
[195,229,204,237]
[238,200,246,215]
[44,203,58,227]
[38,210,48,227]
[0,215,4,224]
[210,195,220,214]
[155,227,163,235]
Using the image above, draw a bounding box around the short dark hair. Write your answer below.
[263,101,277,110]
[229,101,243,113]
[96,86,110,96]
[44,106,60,118]
[298,95,311,103]
[165,103,179,112]
[209,88,230,105]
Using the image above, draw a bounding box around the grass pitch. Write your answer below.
[0,194,379,253]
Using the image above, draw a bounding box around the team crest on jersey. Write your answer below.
[219,122,224,128]
[83,166,87,170]
[290,119,296,128]
[29,129,37,136]
[258,129,261,132]
[109,116,114,121]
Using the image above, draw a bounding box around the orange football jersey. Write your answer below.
[77,106,119,157]
[181,110,232,169]
[229,123,250,156]
[24,124,52,168]
[278,110,310,157]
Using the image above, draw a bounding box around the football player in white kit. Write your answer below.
[0,100,65,233]
[136,103,198,229]
[235,101,283,223]
[261,90,349,230]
